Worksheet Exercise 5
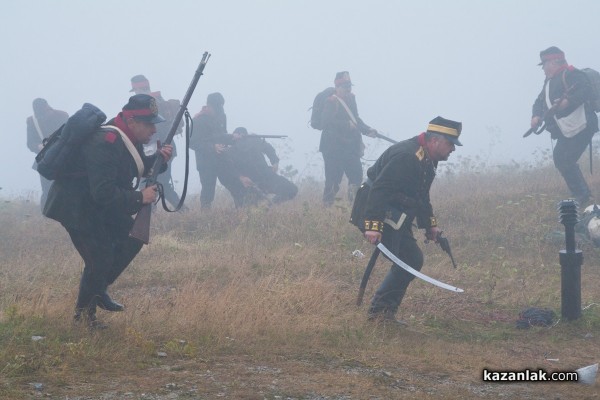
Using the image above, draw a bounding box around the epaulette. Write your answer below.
[415,146,425,161]
[104,131,117,144]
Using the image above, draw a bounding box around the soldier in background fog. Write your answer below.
[319,71,378,206]
[26,98,69,210]
[227,127,298,204]
[190,93,247,208]
[130,75,183,208]
[530,46,598,206]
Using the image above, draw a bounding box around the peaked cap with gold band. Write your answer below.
[426,116,462,146]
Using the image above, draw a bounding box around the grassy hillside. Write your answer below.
[0,162,599,399]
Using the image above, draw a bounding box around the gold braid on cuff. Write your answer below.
[364,220,384,233]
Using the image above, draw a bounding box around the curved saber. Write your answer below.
[377,242,464,293]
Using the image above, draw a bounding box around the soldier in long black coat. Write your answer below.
[227,127,297,204]
[362,117,462,325]
[43,94,172,328]
[319,71,377,206]
[190,93,247,208]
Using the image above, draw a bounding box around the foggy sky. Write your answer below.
[2,0,600,199]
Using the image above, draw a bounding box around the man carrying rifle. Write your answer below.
[226,127,298,204]
[320,71,378,206]
[43,94,172,328]
[361,117,461,325]
[530,46,598,206]
[130,75,183,208]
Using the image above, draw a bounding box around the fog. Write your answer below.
[2,0,600,199]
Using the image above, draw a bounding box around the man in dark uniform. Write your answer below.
[130,75,183,208]
[190,92,247,208]
[26,98,69,210]
[227,127,298,204]
[531,46,598,206]
[363,117,462,325]
[320,71,377,206]
[43,94,172,327]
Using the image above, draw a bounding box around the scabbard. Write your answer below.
[356,247,380,306]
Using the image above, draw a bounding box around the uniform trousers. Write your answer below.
[195,150,247,208]
[553,128,595,203]
[322,149,363,205]
[66,223,142,312]
[252,170,298,203]
[368,225,423,317]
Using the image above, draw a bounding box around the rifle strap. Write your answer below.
[102,125,144,180]
[590,137,593,175]
[333,95,358,126]
[544,79,553,110]
[32,115,44,141]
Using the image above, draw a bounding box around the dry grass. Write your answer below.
[1,163,599,399]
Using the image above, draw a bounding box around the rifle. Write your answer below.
[129,52,211,244]
[249,134,288,139]
[373,131,397,144]
[522,122,546,138]
[524,81,575,138]
[523,101,564,137]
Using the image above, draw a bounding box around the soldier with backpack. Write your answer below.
[129,75,184,208]
[43,94,172,328]
[529,46,599,206]
[312,71,378,206]
[26,98,69,210]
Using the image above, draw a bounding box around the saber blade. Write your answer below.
[376,242,464,293]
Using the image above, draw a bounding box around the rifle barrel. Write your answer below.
[374,132,397,144]
[523,127,536,138]
[251,134,288,139]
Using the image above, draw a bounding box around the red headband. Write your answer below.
[541,53,565,63]
[131,81,150,90]
[122,109,153,119]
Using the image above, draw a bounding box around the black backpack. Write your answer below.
[309,87,335,130]
[35,103,107,180]
[580,68,600,112]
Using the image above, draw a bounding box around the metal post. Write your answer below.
[558,199,582,321]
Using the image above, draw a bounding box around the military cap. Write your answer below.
[129,74,150,92]
[538,46,565,66]
[207,92,225,108]
[426,116,462,146]
[122,94,165,124]
[32,98,49,115]
[334,71,352,87]
[233,127,248,135]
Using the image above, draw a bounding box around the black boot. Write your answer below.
[74,303,107,330]
[97,291,124,312]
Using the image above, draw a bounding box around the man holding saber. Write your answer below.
[361,117,463,325]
